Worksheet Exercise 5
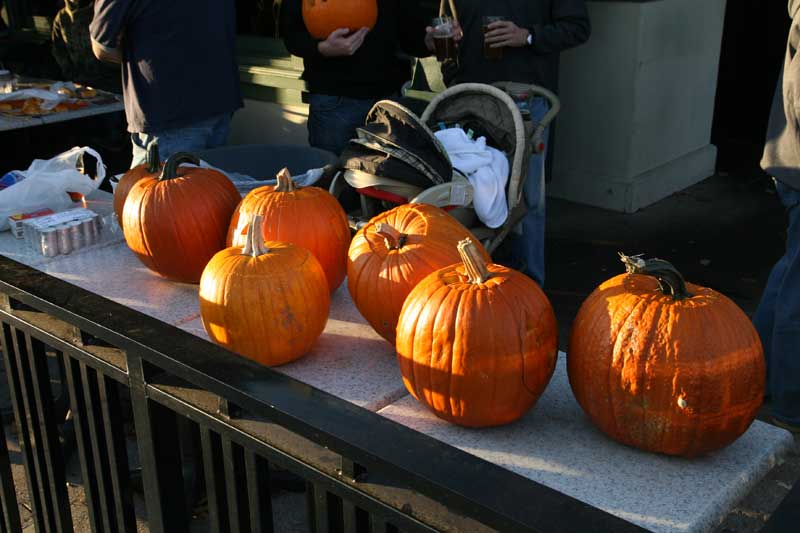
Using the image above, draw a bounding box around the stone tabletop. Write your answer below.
[379,352,795,533]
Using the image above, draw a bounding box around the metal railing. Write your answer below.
[0,254,654,532]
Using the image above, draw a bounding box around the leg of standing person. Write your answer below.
[129,113,233,168]
[307,94,377,156]
[510,97,550,287]
[754,179,800,429]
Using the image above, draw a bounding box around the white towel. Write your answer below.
[435,128,509,228]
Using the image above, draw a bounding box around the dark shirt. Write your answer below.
[281,0,431,99]
[447,0,590,93]
[90,0,243,133]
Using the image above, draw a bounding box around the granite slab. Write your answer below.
[178,285,408,412]
[379,352,794,533]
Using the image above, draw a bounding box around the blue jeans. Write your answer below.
[510,97,550,287]
[307,94,379,156]
[130,113,233,168]
[754,179,800,426]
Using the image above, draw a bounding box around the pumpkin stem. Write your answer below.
[275,168,298,193]
[458,238,492,284]
[375,223,407,250]
[243,214,270,257]
[159,152,200,181]
[146,143,160,173]
[619,253,693,300]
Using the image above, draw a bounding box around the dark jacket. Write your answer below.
[281,0,430,99]
[446,0,590,93]
[762,0,800,190]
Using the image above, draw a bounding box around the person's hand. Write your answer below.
[318,27,369,57]
[485,21,529,48]
[424,20,463,52]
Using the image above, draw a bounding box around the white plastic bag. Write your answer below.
[0,147,106,231]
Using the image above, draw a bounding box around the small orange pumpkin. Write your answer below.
[302,0,378,39]
[123,152,241,284]
[227,168,350,292]
[567,254,766,457]
[113,143,162,222]
[200,215,330,367]
[347,203,490,344]
[396,239,559,427]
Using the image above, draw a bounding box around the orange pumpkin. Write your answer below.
[227,168,350,292]
[302,0,378,39]
[123,152,241,284]
[396,239,558,427]
[567,254,766,457]
[347,204,490,344]
[200,215,330,367]
[113,143,162,222]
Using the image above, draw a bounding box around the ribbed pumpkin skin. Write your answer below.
[113,162,162,222]
[227,185,350,292]
[302,0,378,39]
[199,242,330,367]
[348,204,489,344]
[123,168,241,284]
[396,262,559,427]
[567,273,765,457]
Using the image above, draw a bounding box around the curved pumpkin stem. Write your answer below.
[375,223,407,250]
[243,214,270,257]
[619,253,693,301]
[458,238,492,284]
[158,152,200,181]
[146,143,160,173]
[275,168,298,193]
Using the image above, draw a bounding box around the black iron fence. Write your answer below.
[0,253,782,533]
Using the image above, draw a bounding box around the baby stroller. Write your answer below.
[330,82,560,255]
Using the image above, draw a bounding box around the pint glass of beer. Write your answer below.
[483,16,506,61]
[432,16,457,62]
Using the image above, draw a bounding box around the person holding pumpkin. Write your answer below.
[280,0,434,156]
[756,0,800,433]
[89,0,243,167]
[438,0,590,287]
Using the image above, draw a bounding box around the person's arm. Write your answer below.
[51,13,72,77]
[398,0,434,58]
[280,0,368,58]
[89,0,132,64]
[529,0,591,55]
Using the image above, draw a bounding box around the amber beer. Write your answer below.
[432,16,458,62]
[483,16,505,61]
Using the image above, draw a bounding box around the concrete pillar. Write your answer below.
[550,0,727,213]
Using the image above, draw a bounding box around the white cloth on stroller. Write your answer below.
[435,128,509,228]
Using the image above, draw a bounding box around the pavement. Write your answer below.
[1,163,798,532]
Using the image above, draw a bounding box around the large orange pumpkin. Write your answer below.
[113,143,162,222]
[227,168,350,292]
[396,239,559,427]
[347,203,489,344]
[123,152,241,284]
[200,215,330,367]
[568,254,766,457]
[302,0,378,39]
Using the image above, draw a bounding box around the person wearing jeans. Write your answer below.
[90,0,243,167]
[757,0,800,432]
[280,0,433,156]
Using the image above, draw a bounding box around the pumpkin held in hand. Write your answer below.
[396,239,558,427]
[200,214,330,367]
[302,0,378,39]
[348,203,490,344]
[567,254,766,457]
[113,143,162,222]
[123,152,241,284]
[227,168,350,292]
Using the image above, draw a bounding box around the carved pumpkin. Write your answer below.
[227,168,350,292]
[200,215,330,367]
[123,152,241,284]
[396,239,558,427]
[113,143,162,222]
[567,254,766,457]
[302,0,378,39]
[348,203,490,344]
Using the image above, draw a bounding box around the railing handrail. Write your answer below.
[0,255,643,532]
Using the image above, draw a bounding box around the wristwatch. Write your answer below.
[526,28,534,46]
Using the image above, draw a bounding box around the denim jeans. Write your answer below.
[307,93,379,156]
[130,113,233,168]
[510,97,550,287]
[753,179,800,426]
